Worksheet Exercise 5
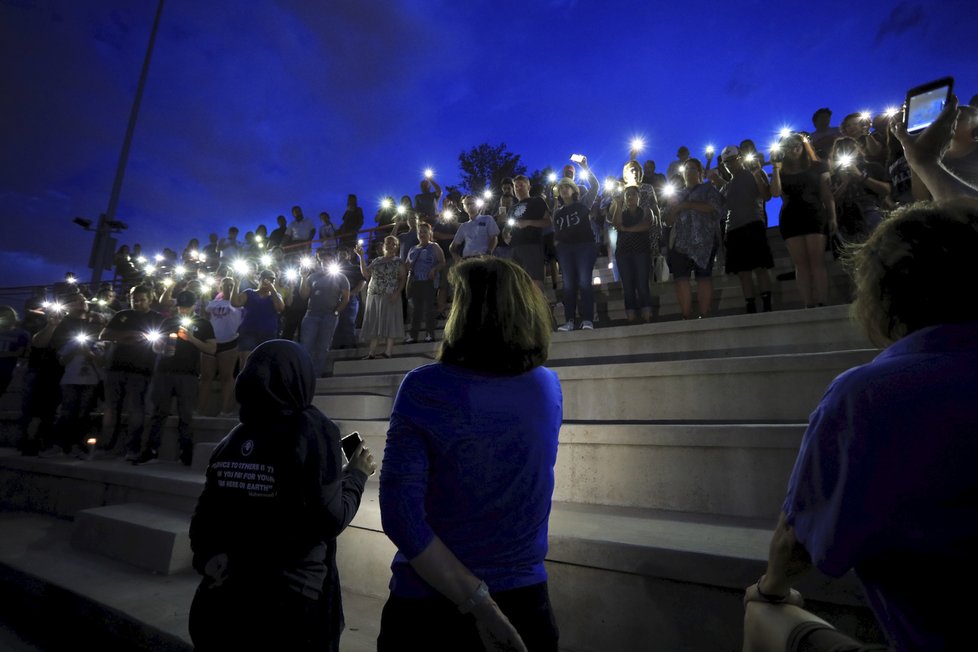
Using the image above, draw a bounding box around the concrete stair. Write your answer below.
[0,299,889,650]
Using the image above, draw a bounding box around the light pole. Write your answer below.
[88,0,165,287]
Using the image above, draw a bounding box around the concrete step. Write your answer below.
[312,393,394,420]
[333,355,433,376]
[71,502,192,575]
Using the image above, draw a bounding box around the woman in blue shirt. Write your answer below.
[379,257,562,651]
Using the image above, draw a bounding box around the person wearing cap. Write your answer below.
[552,177,599,331]
[299,250,350,376]
[134,291,216,465]
[230,269,284,366]
[98,285,166,459]
[718,145,775,313]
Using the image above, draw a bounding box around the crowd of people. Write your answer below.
[2,91,977,651]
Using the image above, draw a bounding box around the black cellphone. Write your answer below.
[341,431,362,461]
[905,76,953,134]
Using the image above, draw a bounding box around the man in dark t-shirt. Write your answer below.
[508,174,551,288]
[136,291,216,465]
[99,285,165,459]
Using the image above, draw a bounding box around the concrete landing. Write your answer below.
[0,511,384,652]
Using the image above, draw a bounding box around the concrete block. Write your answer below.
[333,355,434,377]
[71,503,192,575]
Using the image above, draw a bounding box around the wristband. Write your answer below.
[457,580,490,614]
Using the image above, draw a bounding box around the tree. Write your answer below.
[457,143,527,195]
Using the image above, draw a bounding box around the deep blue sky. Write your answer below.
[3,0,977,287]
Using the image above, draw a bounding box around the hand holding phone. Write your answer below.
[905,77,954,134]
[341,431,363,462]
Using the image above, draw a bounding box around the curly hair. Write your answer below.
[846,198,978,347]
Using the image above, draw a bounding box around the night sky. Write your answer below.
[3,0,977,288]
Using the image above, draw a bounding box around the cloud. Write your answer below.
[874,2,925,47]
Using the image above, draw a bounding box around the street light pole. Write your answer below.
[89,0,165,287]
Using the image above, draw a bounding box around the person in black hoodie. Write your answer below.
[189,339,376,652]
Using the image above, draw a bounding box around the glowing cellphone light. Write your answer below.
[507,218,516,227]
[357,238,364,245]
[144,264,157,275]
[50,302,64,313]
[189,250,199,260]
[778,127,792,139]
[483,189,493,200]
[284,268,299,282]
[327,262,341,275]
[678,164,686,174]
[396,205,406,215]
[260,254,272,267]
[592,276,601,285]
[424,168,434,179]
[41,301,51,308]
[97,299,108,306]
[705,144,715,156]
[884,106,899,118]
[198,253,207,262]
[66,274,77,284]
[232,259,250,276]
[744,153,757,164]
[74,333,90,344]
[155,254,165,262]
[837,153,854,168]
[145,330,162,343]
[859,111,872,121]
[548,172,557,183]
[254,235,263,243]
[475,199,485,209]
[661,183,677,198]
[137,256,148,265]
[162,277,174,288]
[180,316,193,328]
[300,256,314,269]
[630,138,645,152]
[604,179,617,193]
[86,438,97,446]
[381,198,393,209]
[200,278,213,290]
[444,209,456,219]
[175,265,187,276]
[608,262,614,269]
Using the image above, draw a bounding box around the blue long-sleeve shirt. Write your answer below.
[379,362,562,597]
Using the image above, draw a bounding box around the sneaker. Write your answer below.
[179,447,193,467]
[424,334,434,343]
[133,449,158,465]
[580,321,594,330]
[404,336,415,344]
[557,321,574,332]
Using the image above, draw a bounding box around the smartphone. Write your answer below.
[570,154,585,164]
[905,76,953,134]
[341,431,362,462]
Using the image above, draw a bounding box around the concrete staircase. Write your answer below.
[0,229,888,650]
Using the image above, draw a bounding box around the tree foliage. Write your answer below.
[457,143,527,195]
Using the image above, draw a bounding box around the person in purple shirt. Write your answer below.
[743,198,978,652]
[378,257,561,652]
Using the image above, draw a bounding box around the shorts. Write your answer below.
[779,207,826,240]
[211,339,238,355]
[725,221,774,274]
[236,331,276,352]
[512,243,546,282]
[668,246,717,279]
[788,621,889,652]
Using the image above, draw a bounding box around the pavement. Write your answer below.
[0,511,384,651]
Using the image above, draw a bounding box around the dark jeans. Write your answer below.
[146,373,197,454]
[556,241,598,322]
[331,294,359,348]
[103,370,151,453]
[378,581,558,652]
[54,384,98,452]
[19,366,62,449]
[616,251,652,312]
[409,279,436,339]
